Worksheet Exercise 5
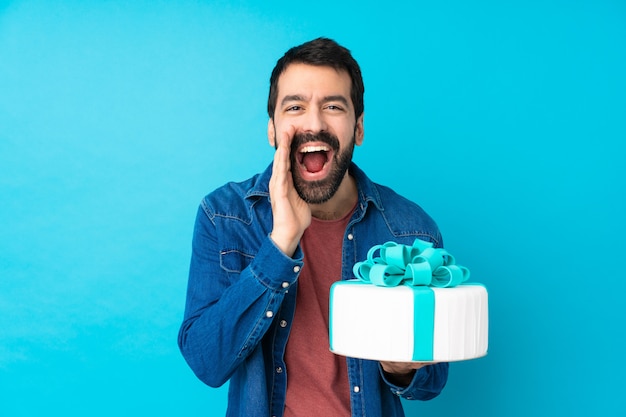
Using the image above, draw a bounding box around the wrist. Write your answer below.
[382,369,416,387]
[269,231,298,257]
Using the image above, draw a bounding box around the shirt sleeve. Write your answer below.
[177,204,303,387]
[379,362,449,401]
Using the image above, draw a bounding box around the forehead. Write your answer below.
[276,63,352,102]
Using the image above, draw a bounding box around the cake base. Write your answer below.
[329,281,488,362]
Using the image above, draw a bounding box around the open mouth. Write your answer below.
[297,144,331,174]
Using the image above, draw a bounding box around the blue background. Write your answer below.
[1,0,625,415]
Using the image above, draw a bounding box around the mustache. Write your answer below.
[290,131,340,154]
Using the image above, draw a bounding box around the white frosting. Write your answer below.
[329,282,488,362]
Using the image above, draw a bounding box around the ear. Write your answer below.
[354,114,364,146]
[267,119,276,147]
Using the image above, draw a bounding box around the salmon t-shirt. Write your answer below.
[283,208,355,416]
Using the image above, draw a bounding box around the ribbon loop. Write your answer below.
[369,264,404,287]
[353,238,470,288]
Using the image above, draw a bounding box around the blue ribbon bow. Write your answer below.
[353,238,470,288]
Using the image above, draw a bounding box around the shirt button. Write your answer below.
[276,367,283,373]
[280,320,288,328]
[353,386,360,393]
[293,265,301,273]
[266,311,274,318]
[347,233,354,240]
[282,281,290,289]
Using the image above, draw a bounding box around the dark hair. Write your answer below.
[267,37,364,119]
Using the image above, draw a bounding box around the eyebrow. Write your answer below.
[280,95,306,106]
[280,94,350,107]
[323,95,350,107]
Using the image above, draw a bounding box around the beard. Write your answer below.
[290,130,355,204]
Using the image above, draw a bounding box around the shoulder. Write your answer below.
[200,165,271,221]
[376,183,440,232]
[353,165,442,247]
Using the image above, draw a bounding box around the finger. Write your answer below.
[277,125,297,168]
[279,124,297,151]
[273,141,290,183]
[273,125,296,181]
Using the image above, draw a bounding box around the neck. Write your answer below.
[309,174,358,220]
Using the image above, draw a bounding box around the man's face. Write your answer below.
[268,63,364,204]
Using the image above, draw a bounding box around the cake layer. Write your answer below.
[329,281,488,362]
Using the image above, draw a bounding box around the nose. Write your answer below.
[301,107,327,133]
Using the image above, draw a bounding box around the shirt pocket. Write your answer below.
[220,249,255,273]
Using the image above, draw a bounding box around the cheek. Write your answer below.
[271,119,289,137]
[338,126,357,147]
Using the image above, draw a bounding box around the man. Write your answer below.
[178,37,448,417]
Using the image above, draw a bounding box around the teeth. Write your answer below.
[300,145,330,153]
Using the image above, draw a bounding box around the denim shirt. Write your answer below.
[178,163,449,417]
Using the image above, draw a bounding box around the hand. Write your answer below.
[269,125,311,257]
[380,361,432,386]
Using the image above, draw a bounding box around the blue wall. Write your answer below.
[1,1,624,415]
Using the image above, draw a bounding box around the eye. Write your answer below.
[286,105,303,112]
[325,104,344,112]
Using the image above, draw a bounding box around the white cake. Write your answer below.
[329,280,488,362]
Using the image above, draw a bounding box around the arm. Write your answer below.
[178,125,311,387]
[267,124,311,256]
[177,209,303,387]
